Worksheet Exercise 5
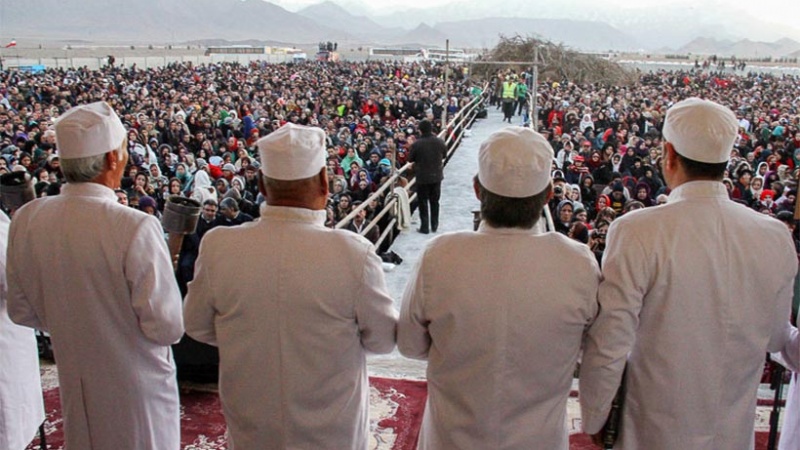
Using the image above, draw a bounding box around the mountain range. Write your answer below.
[0,0,797,56]
[678,37,800,59]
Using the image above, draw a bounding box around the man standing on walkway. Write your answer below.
[409,119,447,234]
[183,123,397,449]
[515,74,529,116]
[579,98,797,449]
[6,102,184,449]
[501,75,517,123]
[399,127,601,449]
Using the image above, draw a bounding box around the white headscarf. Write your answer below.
[580,114,594,133]
[190,169,218,205]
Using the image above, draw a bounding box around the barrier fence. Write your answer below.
[334,85,489,249]
[1,54,299,71]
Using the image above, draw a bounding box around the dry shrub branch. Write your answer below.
[474,34,637,86]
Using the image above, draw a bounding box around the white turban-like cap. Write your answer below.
[662,97,738,164]
[478,126,554,198]
[55,102,127,159]
[257,123,326,181]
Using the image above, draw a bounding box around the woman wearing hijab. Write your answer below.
[148,163,168,193]
[610,153,623,174]
[778,164,791,182]
[580,113,595,134]
[756,161,770,178]
[633,182,654,207]
[580,175,597,211]
[748,176,764,208]
[569,184,586,211]
[591,194,611,222]
[554,199,574,235]
[190,169,217,206]
[174,162,193,194]
[340,147,364,178]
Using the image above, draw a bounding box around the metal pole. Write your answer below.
[39,422,47,450]
[389,145,398,249]
[767,360,785,450]
[532,45,539,132]
[442,39,449,129]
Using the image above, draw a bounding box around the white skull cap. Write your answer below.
[478,126,554,198]
[257,123,326,180]
[662,97,738,164]
[55,102,127,159]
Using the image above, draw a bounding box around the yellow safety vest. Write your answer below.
[502,82,517,99]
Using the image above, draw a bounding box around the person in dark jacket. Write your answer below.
[409,119,447,233]
[215,197,254,227]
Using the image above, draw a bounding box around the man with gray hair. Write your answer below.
[399,127,601,449]
[184,122,397,449]
[6,101,184,450]
[217,196,253,227]
[580,98,797,449]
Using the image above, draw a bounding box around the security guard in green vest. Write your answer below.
[501,75,517,123]
[515,76,529,116]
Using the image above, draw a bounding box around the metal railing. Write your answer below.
[335,83,489,249]
[528,87,556,233]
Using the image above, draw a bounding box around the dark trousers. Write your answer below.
[502,99,514,120]
[516,97,528,115]
[417,181,441,232]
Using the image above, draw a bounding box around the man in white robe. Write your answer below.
[0,210,45,450]
[399,127,601,449]
[6,102,184,450]
[580,98,796,449]
[184,123,397,449]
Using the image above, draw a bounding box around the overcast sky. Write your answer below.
[272,0,800,29]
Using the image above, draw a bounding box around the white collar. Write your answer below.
[668,180,728,202]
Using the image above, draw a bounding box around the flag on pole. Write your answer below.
[5,40,16,48]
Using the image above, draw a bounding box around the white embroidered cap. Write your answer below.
[478,126,554,198]
[55,102,127,159]
[662,97,738,164]
[257,123,326,180]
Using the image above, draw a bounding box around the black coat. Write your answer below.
[409,133,447,184]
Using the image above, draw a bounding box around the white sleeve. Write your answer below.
[183,235,219,346]
[397,251,432,360]
[6,218,46,331]
[354,248,397,354]
[579,219,648,434]
[126,216,184,345]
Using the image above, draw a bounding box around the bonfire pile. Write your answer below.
[475,35,637,86]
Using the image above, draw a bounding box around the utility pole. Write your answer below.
[532,45,539,131]
[442,39,449,129]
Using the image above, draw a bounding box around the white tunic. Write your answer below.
[398,224,601,450]
[6,182,184,450]
[0,212,44,450]
[778,326,800,450]
[780,373,800,450]
[184,204,397,450]
[580,181,796,450]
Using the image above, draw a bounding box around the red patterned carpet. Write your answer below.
[27,377,776,450]
[27,377,427,450]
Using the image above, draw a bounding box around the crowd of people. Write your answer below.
[2,56,800,450]
[486,68,800,263]
[4,62,799,262]
[0,59,478,241]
